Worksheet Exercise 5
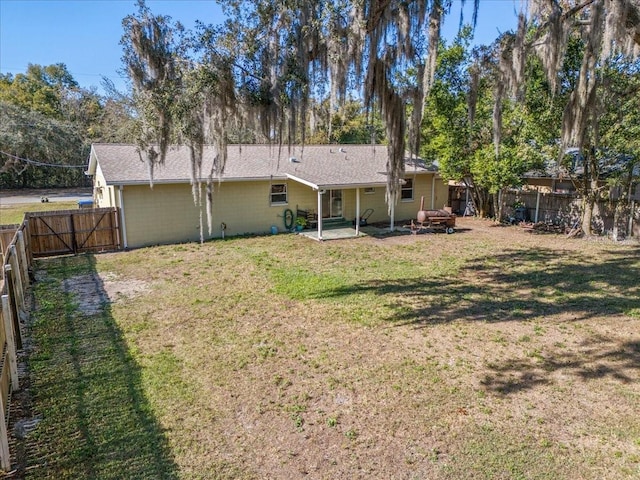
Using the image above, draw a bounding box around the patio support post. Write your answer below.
[118,185,128,249]
[535,188,541,223]
[317,189,323,241]
[355,188,361,236]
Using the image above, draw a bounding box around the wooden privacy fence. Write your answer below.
[0,223,29,472]
[0,207,121,471]
[503,190,639,238]
[27,207,121,257]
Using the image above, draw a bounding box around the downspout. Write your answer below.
[118,185,128,249]
[431,175,436,209]
[355,187,361,236]
[317,189,323,241]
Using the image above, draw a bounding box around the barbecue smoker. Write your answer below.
[410,196,456,234]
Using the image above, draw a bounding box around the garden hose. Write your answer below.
[283,208,294,230]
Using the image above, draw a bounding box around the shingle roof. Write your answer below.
[89,143,437,188]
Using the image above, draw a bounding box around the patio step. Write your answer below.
[321,218,351,228]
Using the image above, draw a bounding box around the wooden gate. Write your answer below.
[27,207,121,257]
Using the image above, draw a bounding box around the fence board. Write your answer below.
[0,219,30,472]
[503,190,639,237]
[0,227,18,259]
[1,296,18,391]
[0,344,10,471]
[27,208,120,257]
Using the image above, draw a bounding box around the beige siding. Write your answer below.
[122,184,201,247]
[392,174,449,222]
[92,165,114,208]
[118,175,451,248]
[121,180,319,247]
[338,174,448,224]
[211,180,317,237]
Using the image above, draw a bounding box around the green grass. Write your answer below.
[21,256,178,479]
[14,221,640,479]
[0,201,80,225]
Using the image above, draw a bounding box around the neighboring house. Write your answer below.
[522,150,640,194]
[87,143,450,248]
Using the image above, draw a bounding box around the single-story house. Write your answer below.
[86,143,450,248]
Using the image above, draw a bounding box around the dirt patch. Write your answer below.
[62,273,150,316]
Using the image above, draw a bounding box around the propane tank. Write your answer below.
[417,196,428,223]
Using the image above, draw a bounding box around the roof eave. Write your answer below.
[104,175,288,186]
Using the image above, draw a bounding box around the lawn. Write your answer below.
[0,201,80,225]
[13,218,640,479]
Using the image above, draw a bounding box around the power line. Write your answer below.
[0,150,85,169]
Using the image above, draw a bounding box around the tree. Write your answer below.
[493,1,640,234]
[0,63,77,118]
[120,0,640,233]
[121,0,472,232]
[597,55,640,239]
[0,64,137,189]
[0,101,86,188]
[422,32,546,218]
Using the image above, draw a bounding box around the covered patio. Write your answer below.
[283,146,440,241]
[296,223,401,241]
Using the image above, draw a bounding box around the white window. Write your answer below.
[401,178,414,201]
[364,187,376,194]
[270,183,288,205]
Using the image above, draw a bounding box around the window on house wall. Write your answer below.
[270,183,288,205]
[364,187,376,194]
[401,178,414,201]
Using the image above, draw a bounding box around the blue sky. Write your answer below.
[0,0,521,94]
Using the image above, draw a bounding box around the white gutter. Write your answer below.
[118,185,128,249]
[286,174,319,190]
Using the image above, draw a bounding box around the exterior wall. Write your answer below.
[121,183,203,247]
[92,165,115,208]
[120,180,319,248]
[211,179,317,237]
[394,173,448,222]
[113,173,451,248]
[341,187,388,224]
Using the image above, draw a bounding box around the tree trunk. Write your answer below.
[581,191,594,235]
[472,188,491,218]
[494,189,505,222]
[612,200,629,241]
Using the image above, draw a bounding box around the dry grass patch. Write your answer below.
[14,218,640,479]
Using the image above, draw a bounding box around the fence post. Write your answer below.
[22,219,33,268]
[3,266,22,350]
[2,296,19,391]
[0,379,10,471]
[8,248,24,314]
[16,231,29,289]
